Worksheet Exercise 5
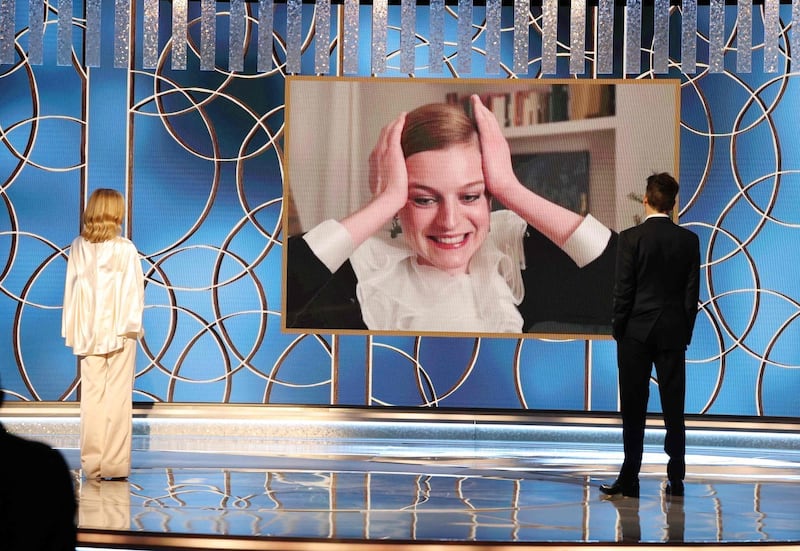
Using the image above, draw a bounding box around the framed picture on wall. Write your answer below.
[508,151,591,216]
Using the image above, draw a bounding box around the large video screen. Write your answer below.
[283,77,679,338]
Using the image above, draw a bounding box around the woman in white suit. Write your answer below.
[62,188,144,480]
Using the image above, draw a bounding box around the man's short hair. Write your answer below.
[646,172,679,213]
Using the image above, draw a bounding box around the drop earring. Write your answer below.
[390,215,402,239]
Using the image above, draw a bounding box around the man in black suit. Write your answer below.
[600,173,700,499]
[0,383,77,550]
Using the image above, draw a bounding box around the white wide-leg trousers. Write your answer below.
[79,338,136,479]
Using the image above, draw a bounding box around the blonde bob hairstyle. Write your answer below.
[81,188,125,243]
[400,102,479,159]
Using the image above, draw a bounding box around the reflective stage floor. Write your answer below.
[5,407,800,550]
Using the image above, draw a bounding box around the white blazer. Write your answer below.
[62,236,144,356]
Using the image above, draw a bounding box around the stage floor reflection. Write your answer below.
[63,442,800,547]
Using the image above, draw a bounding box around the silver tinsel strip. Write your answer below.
[142,0,158,69]
[681,0,697,74]
[428,0,444,73]
[343,0,359,74]
[201,0,215,71]
[29,0,44,64]
[400,0,415,73]
[0,0,14,64]
[653,0,669,74]
[569,0,585,75]
[596,0,614,74]
[371,0,387,74]
[9,0,785,81]
[708,0,724,72]
[737,0,752,72]
[541,0,557,75]
[229,0,245,72]
[286,0,301,73]
[85,0,101,67]
[457,0,472,73]
[764,0,779,72]
[315,0,330,74]
[512,0,528,74]
[113,0,130,68]
[57,0,72,66]
[485,0,501,74]
[793,0,800,72]
[258,0,273,72]
[171,0,188,70]
[624,0,641,75]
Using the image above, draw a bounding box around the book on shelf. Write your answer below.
[508,89,549,127]
[521,90,544,126]
[568,84,615,120]
[549,84,569,122]
[489,93,509,127]
[568,85,599,120]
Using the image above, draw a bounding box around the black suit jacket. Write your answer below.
[612,216,700,349]
[286,226,618,333]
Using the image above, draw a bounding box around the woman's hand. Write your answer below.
[470,94,521,202]
[341,112,408,248]
[470,94,583,247]
[369,112,408,211]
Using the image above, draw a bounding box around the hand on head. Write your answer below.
[341,112,409,248]
[470,94,520,204]
[369,111,409,213]
[470,94,583,243]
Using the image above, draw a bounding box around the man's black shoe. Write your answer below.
[599,479,640,498]
[665,480,684,496]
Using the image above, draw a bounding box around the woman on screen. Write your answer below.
[286,95,616,333]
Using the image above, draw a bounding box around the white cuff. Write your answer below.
[302,219,356,274]
[561,214,612,268]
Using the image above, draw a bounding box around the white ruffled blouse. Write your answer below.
[303,210,611,334]
[61,236,145,356]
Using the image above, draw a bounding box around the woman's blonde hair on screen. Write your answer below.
[400,102,478,159]
[81,188,125,243]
